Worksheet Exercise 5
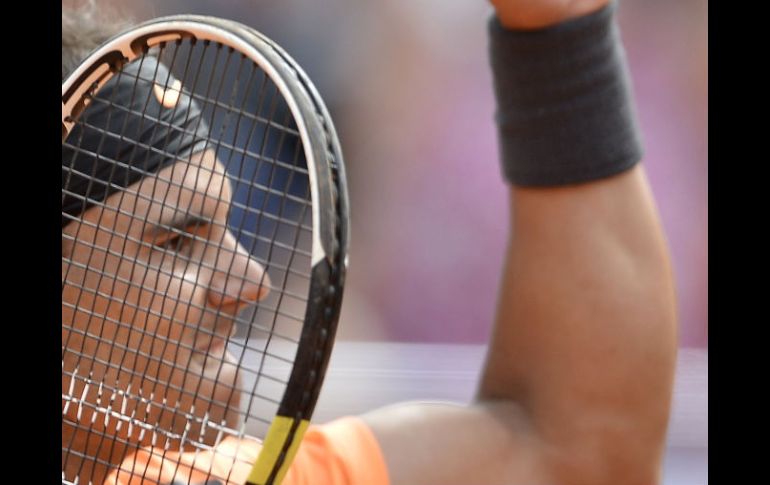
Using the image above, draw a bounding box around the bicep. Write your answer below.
[479,167,678,481]
[361,401,551,485]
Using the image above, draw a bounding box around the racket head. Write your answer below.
[61,15,348,485]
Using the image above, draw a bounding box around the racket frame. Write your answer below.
[61,15,350,485]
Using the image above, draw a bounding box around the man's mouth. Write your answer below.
[194,337,227,359]
[190,324,237,364]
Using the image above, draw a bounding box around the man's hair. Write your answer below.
[62,1,133,80]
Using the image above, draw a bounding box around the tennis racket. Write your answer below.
[62,15,348,485]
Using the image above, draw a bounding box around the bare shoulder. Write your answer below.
[361,400,553,485]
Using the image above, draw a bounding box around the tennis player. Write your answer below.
[62,0,677,484]
[61,49,276,483]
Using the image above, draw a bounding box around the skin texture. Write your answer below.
[61,150,270,484]
[362,1,678,484]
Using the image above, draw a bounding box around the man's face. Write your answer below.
[62,150,270,450]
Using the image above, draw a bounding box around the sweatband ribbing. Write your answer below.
[62,56,210,227]
[488,2,643,186]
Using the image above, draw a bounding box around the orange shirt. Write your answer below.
[105,417,390,485]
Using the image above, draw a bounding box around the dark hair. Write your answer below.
[62,1,133,80]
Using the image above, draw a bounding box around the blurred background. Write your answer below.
[64,0,708,348]
[63,0,707,482]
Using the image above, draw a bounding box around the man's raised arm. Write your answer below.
[363,2,678,484]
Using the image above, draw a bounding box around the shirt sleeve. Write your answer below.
[283,417,390,485]
[105,417,390,485]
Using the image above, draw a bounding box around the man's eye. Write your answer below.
[156,233,191,253]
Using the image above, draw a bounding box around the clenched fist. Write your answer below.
[489,0,610,29]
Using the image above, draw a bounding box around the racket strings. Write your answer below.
[63,35,313,484]
[63,403,259,485]
[62,53,164,481]
[68,67,306,156]
[61,276,309,329]
[62,151,312,223]
[63,310,303,368]
[62,228,313,294]
[62,184,312,253]
[63,364,282,427]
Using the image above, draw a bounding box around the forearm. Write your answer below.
[478,168,677,483]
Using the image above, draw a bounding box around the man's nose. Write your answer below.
[206,232,270,311]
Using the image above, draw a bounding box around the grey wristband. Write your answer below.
[489,2,643,186]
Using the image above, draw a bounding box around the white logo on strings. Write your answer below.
[153,79,183,108]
